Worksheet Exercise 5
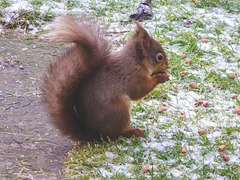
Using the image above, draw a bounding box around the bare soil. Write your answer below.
[0,34,73,179]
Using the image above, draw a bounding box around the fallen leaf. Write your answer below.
[185,59,192,64]
[210,69,216,73]
[194,100,203,106]
[229,74,236,79]
[222,155,229,161]
[142,166,148,173]
[218,145,226,152]
[190,82,197,89]
[231,94,238,99]
[158,106,168,113]
[172,83,179,89]
[158,107,163,113]
[203,102,209,107]
[198,129,206,134]
[201,38,208,43]
[181,147,188,153]
[179,72,185,77]
[235,106,240,114]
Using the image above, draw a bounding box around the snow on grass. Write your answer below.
[1,0,240,179]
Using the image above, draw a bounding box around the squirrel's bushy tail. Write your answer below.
[42,17,110,140]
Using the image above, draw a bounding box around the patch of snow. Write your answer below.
[105,151,115,159]
[5,1,33,12]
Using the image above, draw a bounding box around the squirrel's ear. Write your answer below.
[134,20,150,38]
[134,21,151,57]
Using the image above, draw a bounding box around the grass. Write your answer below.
[1,0,240,179]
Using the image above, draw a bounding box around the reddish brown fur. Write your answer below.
[42,17,169,141]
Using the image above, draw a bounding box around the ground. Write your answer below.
[1,0,240,179]
[0,34,72,179]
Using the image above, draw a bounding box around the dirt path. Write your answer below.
[0,35,73,179]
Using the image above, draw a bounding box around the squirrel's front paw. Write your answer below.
[155,73,170,83]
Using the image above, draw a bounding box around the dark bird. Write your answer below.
[130,0,152,21]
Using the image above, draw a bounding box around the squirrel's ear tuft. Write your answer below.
[133,21,151,57]
[133,20,149,37]
[133,20,143,30]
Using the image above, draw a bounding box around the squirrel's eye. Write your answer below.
[156,53,163,61]
[158,55,163,60]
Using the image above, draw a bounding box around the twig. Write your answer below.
[106,30,129,34]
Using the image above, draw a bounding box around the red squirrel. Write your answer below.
[42,17,169,141]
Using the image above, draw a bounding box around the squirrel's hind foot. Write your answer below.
[122,128,145,138]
